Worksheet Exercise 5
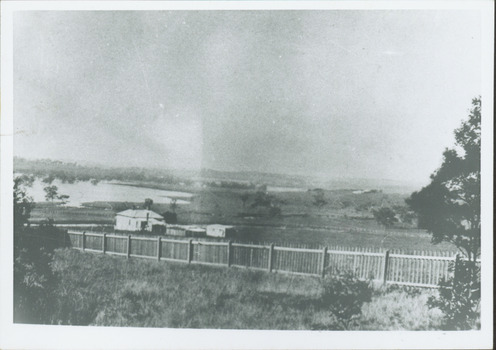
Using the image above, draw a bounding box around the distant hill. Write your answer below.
[14,157,422,194]
[318,177,424,194]
[198,168,422,194]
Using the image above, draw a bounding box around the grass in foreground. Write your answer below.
[360,286,443,330]
[38,249,444,329]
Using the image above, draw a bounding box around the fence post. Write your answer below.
[227,240,232,267]
[102,233,107,254]
[157,236,162,261]
[268,243,274,272]
[82,232,86,251]
[187,239,193,264]
[321,246,328,278]
[382,250,390,286]
[127,235,131,259]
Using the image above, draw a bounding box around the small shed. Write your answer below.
[206,224,235,238]
[166,225,186,236]
[115,209,166,234]
[185,226,207,238]
[166,225,206,237]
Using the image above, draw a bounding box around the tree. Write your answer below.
[406,97,481,262]
[240,192,250,209]
[58,195,70,205]
[251,190,272,208]
[14,175,34,229]
[43,185,70,220]
[144,198,153,210]
[14,226,61,324]
[42,174,55,185]
[312,189,328,208]
[169,198,178,213]
[372,207,397,229]
[392,205,416,225]
[428,259,481,330]
[408,98,481,329]
[44,185,59,202]
[162,211,178,224]
[13,177,66,324]
[250,190,282,217]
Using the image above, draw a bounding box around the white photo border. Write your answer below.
[0,1,493,349]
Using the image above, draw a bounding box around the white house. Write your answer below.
[114,209,166,233]
[206,224,235,238]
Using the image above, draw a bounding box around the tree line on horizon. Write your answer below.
[14,157,189,185]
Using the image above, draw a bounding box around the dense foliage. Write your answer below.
[161,211,178,224]
[317,272,373,329]
[14,226,68,323]
[428,260,480,330]
[13,175,34,229]
[372,207,398,228]
[14,175,67,323]
[406,97,482,330]
[312,189,328,207]
[249,190,282,217]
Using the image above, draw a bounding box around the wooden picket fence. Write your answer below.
[67,230,460,288]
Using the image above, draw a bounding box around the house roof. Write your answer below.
[185,227,206,233]
[116,209,164,220]
[149,218,166,226]
[207,224,234,229]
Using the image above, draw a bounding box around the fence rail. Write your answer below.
[67,230,461,288]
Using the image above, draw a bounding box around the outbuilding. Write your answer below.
[185,226,207,237]
[114,209,166,234]
[206,224,235,238]
[166,225,206,237]
[166,225,187,236]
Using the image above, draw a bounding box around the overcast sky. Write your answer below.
[13,10,481,185]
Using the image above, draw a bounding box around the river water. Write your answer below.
[25,180,193,207]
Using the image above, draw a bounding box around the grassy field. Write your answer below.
[42,249,443,329]
[30,202,115,224]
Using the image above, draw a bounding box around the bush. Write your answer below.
[317,272,373,329]
[13,226,68,323]
[427,259,480,330]
[372,207,398,228]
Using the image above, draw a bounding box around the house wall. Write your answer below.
[206,226,225,237]
[185,229,206,237]
[115,216,143,231]
[166,226,186,236]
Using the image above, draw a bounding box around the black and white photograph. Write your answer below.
[0,1,493,349]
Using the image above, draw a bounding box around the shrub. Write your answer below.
[427,259,480,330]
[13,226,68,323]
[317,272,373,329]
[372,207,398,228]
